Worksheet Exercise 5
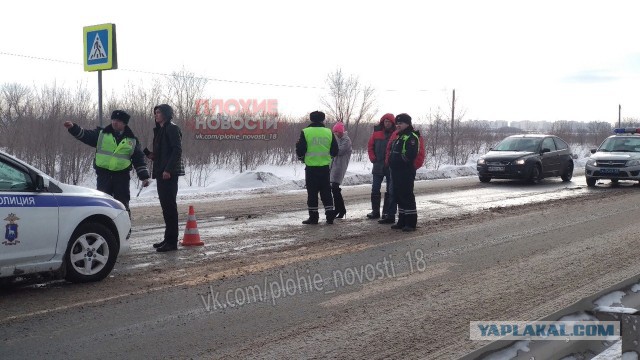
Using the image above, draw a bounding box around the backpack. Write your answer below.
[413,130,426,170]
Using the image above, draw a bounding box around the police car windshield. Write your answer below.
[599,137,640,153]
[493,138,541,152]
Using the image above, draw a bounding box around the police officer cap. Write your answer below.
[111,110,131,125]
[310,111,325,123]
[395,113,412,125]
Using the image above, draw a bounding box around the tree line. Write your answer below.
[0,69,625,187]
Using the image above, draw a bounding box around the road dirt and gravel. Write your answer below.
[2,176,640,359]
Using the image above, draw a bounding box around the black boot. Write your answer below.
[402,213,417,232]
[366,193,381,219]
[153,240,166,249]
[332,184,346,219]
[391,214,405,229]
[326,210,337,224]
[156,242,178,252]
[302,211,319,225]
[381,192,390,219]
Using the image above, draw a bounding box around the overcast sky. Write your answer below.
[2,0,640,124]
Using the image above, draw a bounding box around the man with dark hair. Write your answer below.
[295,111,339,225]
[63,110,150,216]
[147,104,185,252]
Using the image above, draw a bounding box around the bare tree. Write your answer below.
[166,68,208,180]
[320,68,376,143]
[445,92,467,165]
[0,83,33,151]
[587,121,612,147]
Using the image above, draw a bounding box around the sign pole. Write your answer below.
[83,23,117,128]
[98,70,103,127]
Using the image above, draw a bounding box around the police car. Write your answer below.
[0,150,131,283]
[585,128,640,187]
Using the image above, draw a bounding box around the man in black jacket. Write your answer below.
[388,113,420,232]
[146,104,185,252]
[64,110,150,216]
[295,111,339,224]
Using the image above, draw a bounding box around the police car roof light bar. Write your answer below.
[613,128,640,134]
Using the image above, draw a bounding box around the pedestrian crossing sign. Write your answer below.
[83,23,117,71]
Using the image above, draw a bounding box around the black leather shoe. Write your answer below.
[378,216,395,224]
[366,212,380,219]
[402,226,416,232]
[302,218,319,225]
[156,243,178,252]
[153,240,166,249]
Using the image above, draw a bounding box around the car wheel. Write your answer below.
[64,222,118,283]
[560,162,574,182]
[586,177,597,187]
[528,165,542,184]
[479,176,491,183]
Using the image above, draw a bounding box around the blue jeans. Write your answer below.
[372,171,396,216]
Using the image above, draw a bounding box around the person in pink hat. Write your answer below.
[330,122,352,218]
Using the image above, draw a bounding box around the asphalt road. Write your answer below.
[2,173,640,359]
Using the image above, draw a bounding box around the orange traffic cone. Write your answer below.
[180,205,204,246]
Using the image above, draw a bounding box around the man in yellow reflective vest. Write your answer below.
[295,111,339,224]
[64,110,150,216]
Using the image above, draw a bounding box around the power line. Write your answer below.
[0,51,449,93]
[0,51,325,89]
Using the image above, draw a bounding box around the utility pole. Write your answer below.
[618,104,621,128]
[450,89,455,165]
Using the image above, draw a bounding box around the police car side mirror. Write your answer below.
[541,148,551,154]
[35,174,49,192]
[590,149,597,154]
[572,154,578,160]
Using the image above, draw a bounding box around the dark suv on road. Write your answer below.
[476,134,574,183]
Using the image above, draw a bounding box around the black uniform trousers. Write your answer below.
[157,176,179,245]
[96,171,131,214]
[392,167,417,228]
[305,166,334,218]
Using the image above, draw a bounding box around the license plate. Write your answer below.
[488,166,505,172]
[599,168,620,175]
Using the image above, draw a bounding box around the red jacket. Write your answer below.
[367,113,396,175]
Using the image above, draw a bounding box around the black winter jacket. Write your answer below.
[389,126,420,171]
[151,121,185,179]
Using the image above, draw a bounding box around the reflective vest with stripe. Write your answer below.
[302,127,332,167]
[95,131,136,171]
[400,132,420,155]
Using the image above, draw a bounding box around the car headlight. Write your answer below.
[513,159,525,165]
[627,160,640,167]
[477,159,485,165]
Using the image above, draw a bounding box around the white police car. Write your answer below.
[0,150,131,283]
[585,128,640,187]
